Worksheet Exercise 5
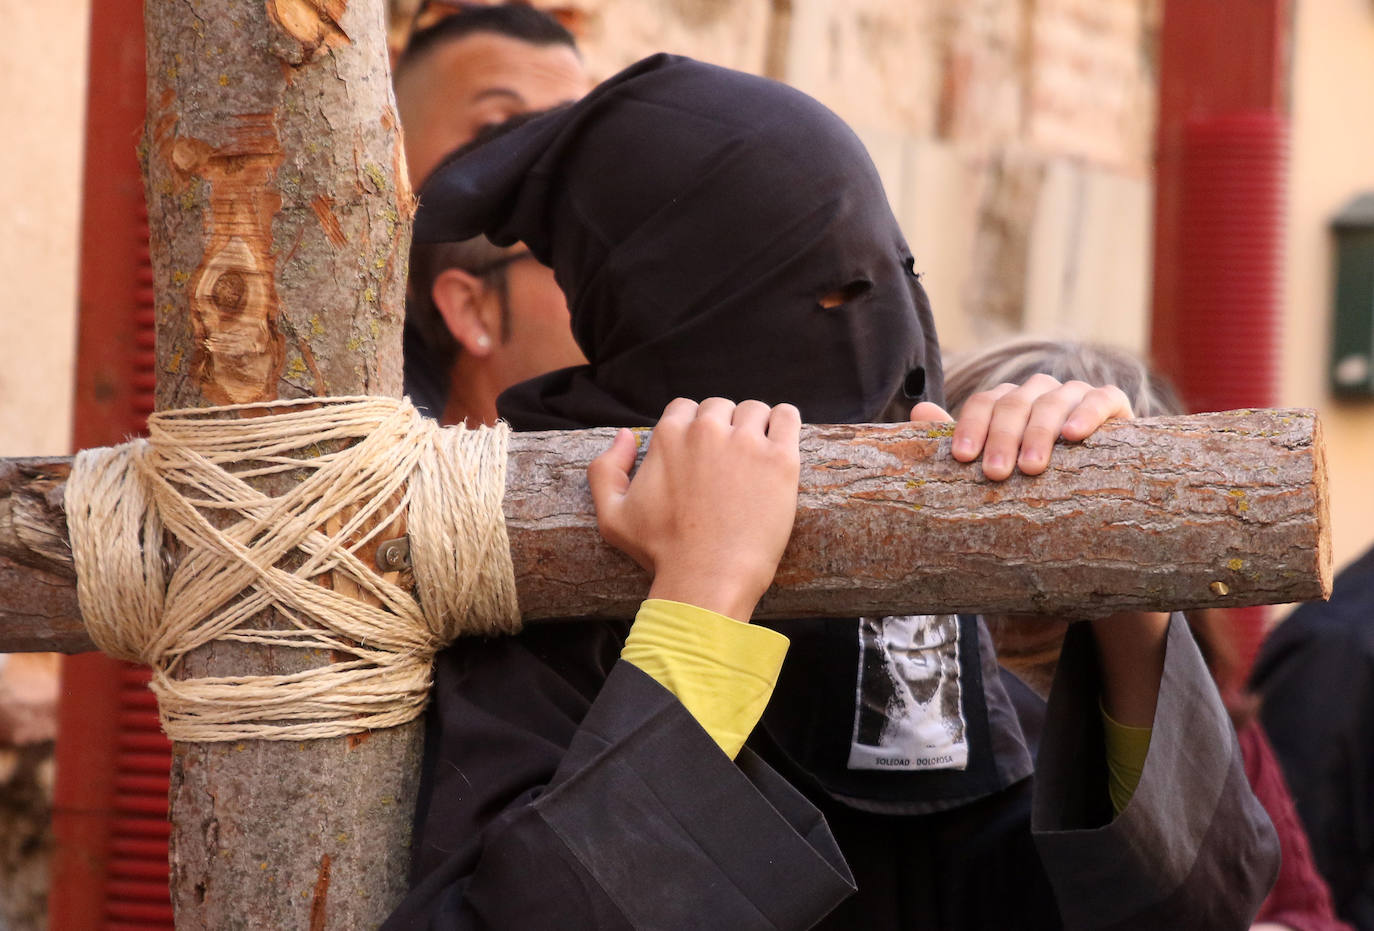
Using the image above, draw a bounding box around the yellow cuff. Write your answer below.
[1102,704,1152,816]
[622,599,790,760]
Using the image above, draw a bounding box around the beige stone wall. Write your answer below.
[0,0,90,457]
[571,0,1160,357]
[574,0,774,79]
[1283,0,1374,573]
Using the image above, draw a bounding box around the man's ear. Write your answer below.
[432,268,497,357]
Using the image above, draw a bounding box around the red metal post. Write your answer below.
[50,0,173,927]
[1150,0,1293,680]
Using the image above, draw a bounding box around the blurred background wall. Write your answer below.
[0,0,89,458]
[1284,0,1374,569]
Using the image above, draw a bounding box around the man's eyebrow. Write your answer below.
[471,87,526,105]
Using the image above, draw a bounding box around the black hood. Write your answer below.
[414,53,942,429]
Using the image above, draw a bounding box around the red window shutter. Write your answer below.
[51,0,173,927]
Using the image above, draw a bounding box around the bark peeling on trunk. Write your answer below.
[141,0,415,926]
[145,0,410,412]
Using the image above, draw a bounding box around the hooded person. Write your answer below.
[386,55,1278,930]
[412,53,941,430]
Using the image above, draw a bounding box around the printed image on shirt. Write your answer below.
[848,614,969,772]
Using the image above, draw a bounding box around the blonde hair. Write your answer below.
[943,337,1184,419]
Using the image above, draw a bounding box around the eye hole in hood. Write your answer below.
[818,278,874,309]
[902,366,927,401]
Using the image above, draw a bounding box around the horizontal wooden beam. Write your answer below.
[0,409,1331,653]
[0,458,85,651]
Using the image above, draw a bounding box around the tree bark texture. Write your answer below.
[142,0,414,926]
[1,409,1332,655]
[0,458,81,652]
[509,408,1331,618]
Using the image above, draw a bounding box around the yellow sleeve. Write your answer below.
[621,598,790,760]
[1101,704,1152,816]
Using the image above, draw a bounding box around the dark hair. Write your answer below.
[408,235,512,356]
[403,236,516,418]
[397,4,578,80]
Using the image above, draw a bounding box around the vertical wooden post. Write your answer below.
[141,0,415,925]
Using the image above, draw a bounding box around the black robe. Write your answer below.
[1251,543,1374,930]
[383,614,1277,929]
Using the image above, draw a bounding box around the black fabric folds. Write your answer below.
[414,53,943,428]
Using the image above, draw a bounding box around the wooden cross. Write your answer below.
[0,1,1332,926]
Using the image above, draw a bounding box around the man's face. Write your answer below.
[397,30,590,424]
[487,253,588,391]
[396,32,589,187]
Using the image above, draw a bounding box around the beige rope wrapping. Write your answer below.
[65,396,518,742]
